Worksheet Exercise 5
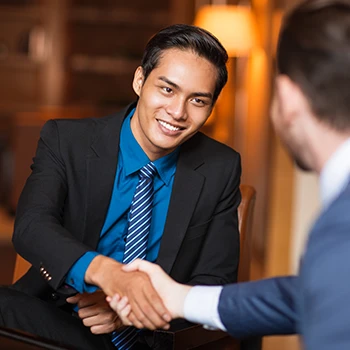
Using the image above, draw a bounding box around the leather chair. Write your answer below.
[12,185,260,349]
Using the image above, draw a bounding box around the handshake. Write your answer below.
[106,259,192,330]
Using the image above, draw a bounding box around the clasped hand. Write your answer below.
[66,290,122,334]
[84,256,172,331]
[107,259,192,330]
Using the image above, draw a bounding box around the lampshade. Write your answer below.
[194,5,256,57]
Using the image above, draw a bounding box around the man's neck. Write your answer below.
[308,124,350,174]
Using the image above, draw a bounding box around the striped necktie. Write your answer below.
[111,162,157,349]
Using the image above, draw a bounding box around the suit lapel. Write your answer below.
[84,104,135,249]
[157,136,205,274]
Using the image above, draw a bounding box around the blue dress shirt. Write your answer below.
[66,109,179,293]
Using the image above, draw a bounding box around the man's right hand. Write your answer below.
[108,259,192,329]
[84,255,171,330]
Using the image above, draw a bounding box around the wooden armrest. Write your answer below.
[0,326,76,350]
[152,322,262,350]
[152,323,239,350]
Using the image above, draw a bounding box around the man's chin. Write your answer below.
[294,158,312,172]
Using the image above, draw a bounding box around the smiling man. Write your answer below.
[0,24,241,350]
[110,1,350,349]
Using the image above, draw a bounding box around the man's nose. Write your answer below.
[166,98,187,120]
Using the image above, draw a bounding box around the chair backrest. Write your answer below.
[13,184,257,284]
[237,184,256,282]
[12,252,30,283]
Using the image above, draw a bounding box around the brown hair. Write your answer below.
[277,0,350,130]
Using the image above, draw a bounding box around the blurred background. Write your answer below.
[0,1,319,349]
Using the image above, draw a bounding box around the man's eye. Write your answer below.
[163,87,172,93]
[193,98,205,105]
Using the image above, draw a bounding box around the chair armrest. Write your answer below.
[152,322,239,350]
[0,326,76,349]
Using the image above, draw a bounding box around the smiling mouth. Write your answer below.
[157,119,184,132]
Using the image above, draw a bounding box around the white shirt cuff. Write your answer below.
[183,285,227,331]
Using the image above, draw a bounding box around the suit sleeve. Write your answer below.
[187,153,241,285]
[301,199,350,350]
[218,276,299,337]
[12,120,94,290]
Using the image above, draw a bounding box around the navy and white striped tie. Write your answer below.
[111,162,157,350]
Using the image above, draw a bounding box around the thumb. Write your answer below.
[134,260,157,275]
[122,258,144,272]
[66,294,81,304]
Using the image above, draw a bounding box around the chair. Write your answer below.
[12,250,30,283]
[237,184,257,283]
[151,184,260,350]
[12,185,260,349]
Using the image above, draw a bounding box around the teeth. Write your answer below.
[158,120,181,131]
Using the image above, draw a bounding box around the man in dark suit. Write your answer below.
[0,24,241,349]
[109,1,350,349]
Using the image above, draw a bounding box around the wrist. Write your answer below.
[173,283,192,319]
[85,255,121,288]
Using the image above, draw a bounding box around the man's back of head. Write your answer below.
[277,0,350,131]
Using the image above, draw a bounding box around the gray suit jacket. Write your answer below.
[218,179,350,349]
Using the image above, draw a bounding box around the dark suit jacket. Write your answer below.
[12,102,241,304]
[218,179,350,349]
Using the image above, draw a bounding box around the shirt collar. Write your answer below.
[120,108,179,185]
[320,137,350,209]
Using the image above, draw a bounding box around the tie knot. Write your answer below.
[139,162,157,180]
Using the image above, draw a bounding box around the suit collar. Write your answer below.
[156,133,206,274]
[84,102,136,248]
[320,137,350,210]
[90,102,136,158]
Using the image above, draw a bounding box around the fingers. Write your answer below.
[99,264,170,330]
[122,259,143,272]
[128,279,170,330]
[67,291,106,308]
[126,311,169,330]
[78,291,106,308]
[122,259,157,274]
[88,314,119,334]
[128,311,148,329]
[106,293,120,304]
[113,295,130,315]
[108,269,171,329]
[108,290,171,330]
[78,303,110,319]
[90,324,115,334]
[144,283,171,323]
[80,307,120,334]
[82,312,115,328]
[66,294,81,304]
[127,295,160,330]
[109,295,132,326]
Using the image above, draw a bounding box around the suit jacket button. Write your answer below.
[51,293,59,301]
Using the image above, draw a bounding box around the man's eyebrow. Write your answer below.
[158,76,180,90]
[158,76,213,100]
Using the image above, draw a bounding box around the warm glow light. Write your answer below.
[194,5,256,57]
[273,10,284,55]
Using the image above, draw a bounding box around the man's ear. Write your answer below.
[275,75,309,125]
[132,66,144,96]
